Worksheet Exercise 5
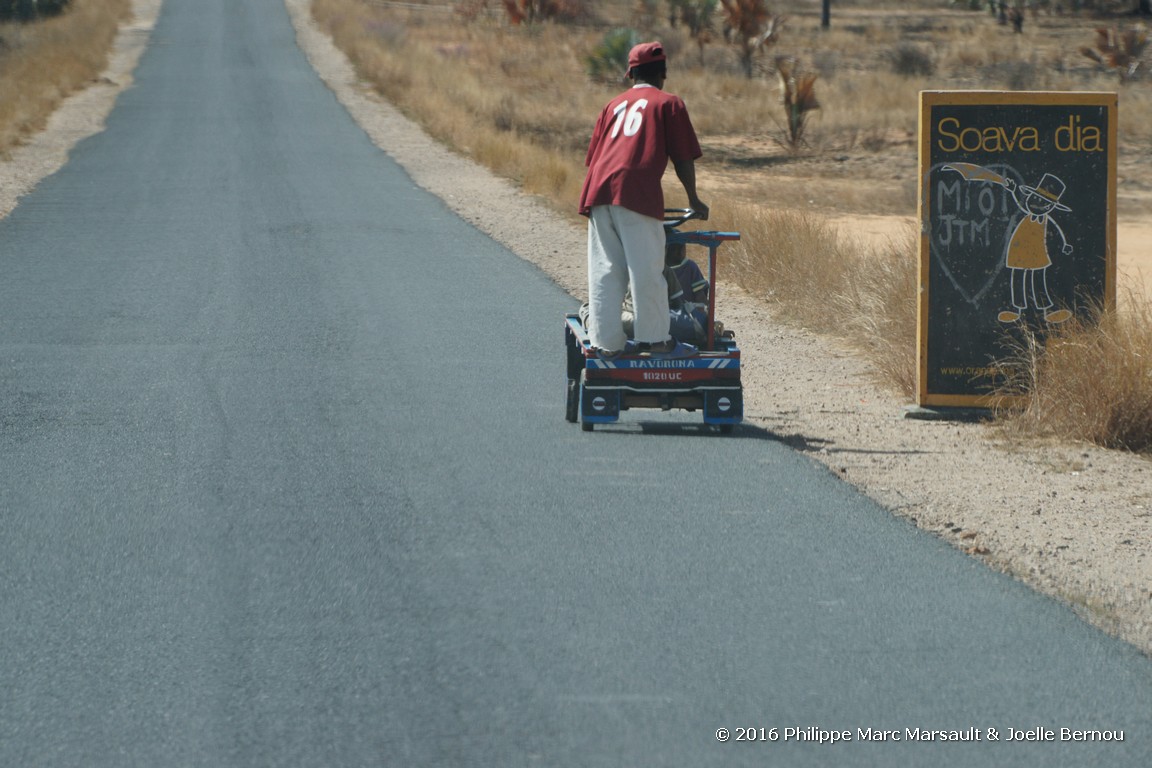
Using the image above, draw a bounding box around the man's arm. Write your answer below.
[672,158,709,220]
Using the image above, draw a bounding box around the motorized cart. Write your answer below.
[564,210,742,433]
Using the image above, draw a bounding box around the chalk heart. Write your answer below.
[928,166,1016,307]
[930,224,1008,308]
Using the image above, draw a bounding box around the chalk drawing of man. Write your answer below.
[998,173,1073,324]
[941,164,1074,325]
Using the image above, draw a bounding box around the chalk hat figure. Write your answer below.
[1018,173,1071,213]
[998,171,1074,324]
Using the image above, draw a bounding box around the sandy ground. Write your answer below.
[3,0,1151,657]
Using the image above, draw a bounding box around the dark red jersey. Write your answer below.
[579,84,702,220]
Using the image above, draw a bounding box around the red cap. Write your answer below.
[627,42,666,72]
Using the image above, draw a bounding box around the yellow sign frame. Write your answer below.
[917,91,1117,409]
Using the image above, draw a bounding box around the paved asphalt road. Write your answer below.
[1,0,1150,765]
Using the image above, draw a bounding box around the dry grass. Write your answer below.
[312,0,1152,448]
[311,0,593,204]
[0,0,131,154]
[718,201,852,332]
[310,1,1152,191]
[715,201,918,396]
[994,286,1152,452]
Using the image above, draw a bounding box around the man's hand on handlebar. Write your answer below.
[664,205,711,226]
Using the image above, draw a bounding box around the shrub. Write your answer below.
[888,43,935,77]
[994,292,1152,451]
[585,27,637,82]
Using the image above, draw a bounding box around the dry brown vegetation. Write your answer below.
[310,0,1152,449]
[0,0,130,154]
[995,289,1152,451]
[716,202,919,395]
[311,0,1152,207]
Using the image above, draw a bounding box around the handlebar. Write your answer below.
[664,208,701,228]
[663,207,740,245]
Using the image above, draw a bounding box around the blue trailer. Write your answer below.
[565,212,742,433]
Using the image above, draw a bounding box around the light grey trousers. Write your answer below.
[586,205,669,350]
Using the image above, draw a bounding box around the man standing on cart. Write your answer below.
[578,41,709,360]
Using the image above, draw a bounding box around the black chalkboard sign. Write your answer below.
[918,91,1117,408]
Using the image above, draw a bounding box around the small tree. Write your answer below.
[669,0,718,65]
[1080,25,1148,82]
[719,0,785,78]
[775,56,819,152]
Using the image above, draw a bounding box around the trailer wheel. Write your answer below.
[565,378,579,423]
[578,371,594,431]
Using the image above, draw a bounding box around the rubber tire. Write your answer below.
[565,378,579,423]
[578,370,594,431]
